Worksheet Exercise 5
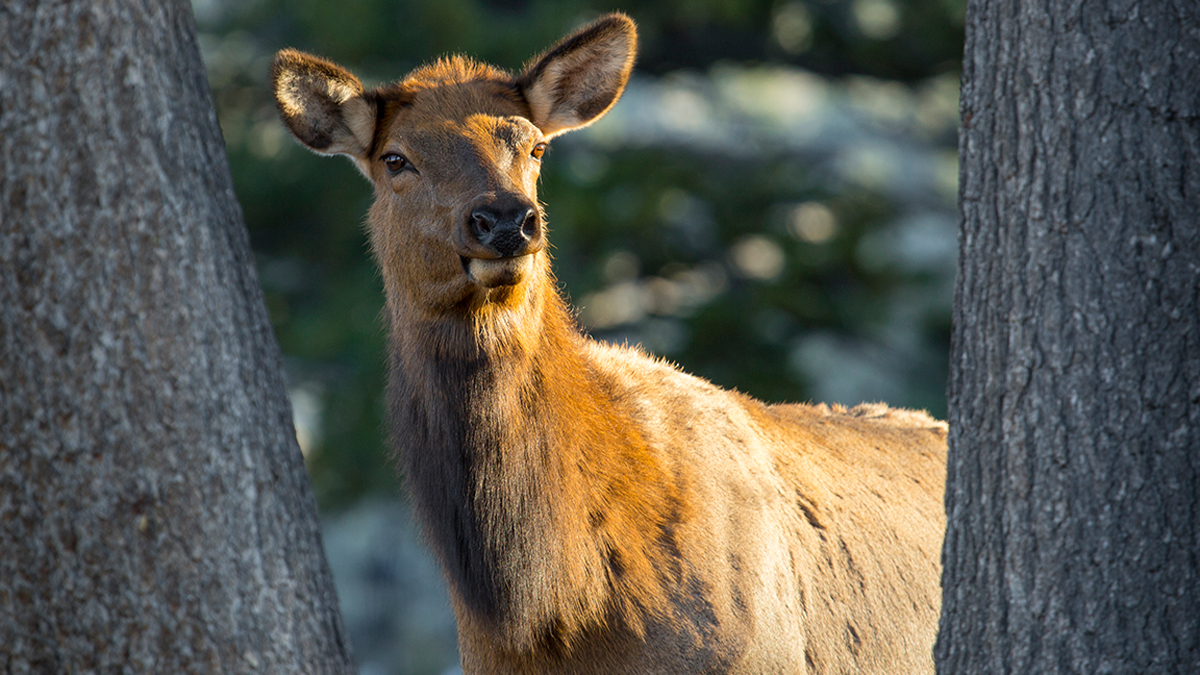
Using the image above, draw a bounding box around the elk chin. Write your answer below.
[465,254,534,289]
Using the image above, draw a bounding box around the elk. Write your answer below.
[272,13,945,674]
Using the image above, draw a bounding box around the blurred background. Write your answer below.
[193,0,963,672]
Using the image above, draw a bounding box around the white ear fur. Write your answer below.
[271,50,376,157]
[519,14,637,139]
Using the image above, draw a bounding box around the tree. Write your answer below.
[0,1,354,672]
[939,1,1200,672]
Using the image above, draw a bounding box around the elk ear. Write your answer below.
[271,49,375,158]
[518,13,637,139]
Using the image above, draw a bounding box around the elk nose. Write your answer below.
[469,201,539,257]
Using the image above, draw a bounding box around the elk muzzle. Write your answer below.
[458,195,545,288]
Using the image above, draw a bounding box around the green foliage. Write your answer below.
[196,0,964,510]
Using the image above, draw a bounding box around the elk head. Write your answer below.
[271,15,636,323]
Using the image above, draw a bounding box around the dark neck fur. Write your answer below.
[387,290,615,649]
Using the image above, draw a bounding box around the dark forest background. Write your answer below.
[195,0,965,512]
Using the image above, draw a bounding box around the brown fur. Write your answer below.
[272,13,945,674]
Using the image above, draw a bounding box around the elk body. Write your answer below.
[273,14,946,674]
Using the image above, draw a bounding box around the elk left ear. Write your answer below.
[271,49,376,158]
[518,13,637,139]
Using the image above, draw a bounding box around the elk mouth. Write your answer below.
[461,253,534,288]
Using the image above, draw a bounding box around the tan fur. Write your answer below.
[272,13,945,674]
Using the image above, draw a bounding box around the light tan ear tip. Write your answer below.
[269,49,316,102]
[273,47,307,63]
[269,49,365,94]
[271,49,310,77]
[596,11,636,30]
[597,12,638,49]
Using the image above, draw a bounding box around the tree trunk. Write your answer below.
[0,1,354,672]
[939,1,1200,673]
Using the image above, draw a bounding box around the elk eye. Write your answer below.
[382,153,411,175]
[531,143,548,160]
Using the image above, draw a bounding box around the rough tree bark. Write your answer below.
[939,1,1199,673]
[0,1,354,672]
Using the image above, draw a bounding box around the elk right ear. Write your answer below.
[518,13,637,139]
[271,49,375,158]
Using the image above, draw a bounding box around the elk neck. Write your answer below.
[384,257,680,651]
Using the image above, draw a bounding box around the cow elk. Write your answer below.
[272,13,946,674]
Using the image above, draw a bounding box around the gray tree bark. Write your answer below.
[0,1,354,672]
[939,1,1200,673]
